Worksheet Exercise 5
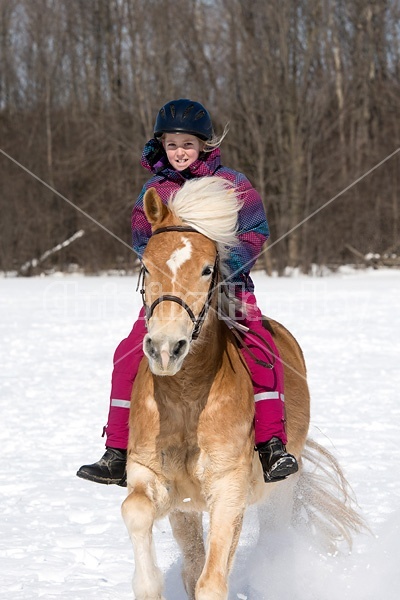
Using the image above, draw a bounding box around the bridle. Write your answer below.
[137,225,275,369]
[137,226,219,340]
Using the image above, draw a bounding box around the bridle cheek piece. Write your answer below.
[137,226,219,341]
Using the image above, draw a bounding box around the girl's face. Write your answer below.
[162,133,203,171]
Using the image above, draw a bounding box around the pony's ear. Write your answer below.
[143,188,169,227]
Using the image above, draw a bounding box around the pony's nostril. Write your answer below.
[172,339,187,358]
[145,337,158,359]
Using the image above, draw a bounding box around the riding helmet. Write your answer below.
[154,99,213,141]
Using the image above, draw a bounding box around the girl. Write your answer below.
[77,99,298,486]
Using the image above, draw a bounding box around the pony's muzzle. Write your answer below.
[144,334,189,375]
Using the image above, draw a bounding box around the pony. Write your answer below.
[121,177,362,600]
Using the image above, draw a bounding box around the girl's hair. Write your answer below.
[203,122,229,152]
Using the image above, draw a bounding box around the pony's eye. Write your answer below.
[202,266,213,277]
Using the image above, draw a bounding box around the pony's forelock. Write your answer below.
[168,177,243,260]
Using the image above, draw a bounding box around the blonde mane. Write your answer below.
[168,177,242,258]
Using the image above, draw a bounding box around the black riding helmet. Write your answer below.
[154,99,213,141]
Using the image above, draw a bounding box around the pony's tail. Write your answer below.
[292,438,368,550]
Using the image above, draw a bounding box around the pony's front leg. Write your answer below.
[195,473,247,600]
[169,510,205,599]
[121,470,169,600]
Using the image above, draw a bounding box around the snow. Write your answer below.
[1,268,400,599]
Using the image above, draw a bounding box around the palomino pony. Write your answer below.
[121,177,315,599]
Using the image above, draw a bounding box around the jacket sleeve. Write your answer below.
[225,172,269,283]
[131,184,152,259]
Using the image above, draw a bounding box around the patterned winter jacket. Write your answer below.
[131,138,269,292]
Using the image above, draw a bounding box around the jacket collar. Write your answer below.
[141,138,221,179]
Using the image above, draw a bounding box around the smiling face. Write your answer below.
[162,133,203,171]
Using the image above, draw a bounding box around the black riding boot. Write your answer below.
[256,437,298,483]
[76,447,127,487]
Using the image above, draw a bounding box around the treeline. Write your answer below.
[1,0,399,274]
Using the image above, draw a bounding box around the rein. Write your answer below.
[224,318,275,369]
[137,226,219,340]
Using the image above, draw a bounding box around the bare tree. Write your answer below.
[0,0,399,274]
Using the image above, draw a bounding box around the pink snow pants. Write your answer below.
[104,294,286,449]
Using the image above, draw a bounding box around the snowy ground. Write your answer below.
[1,268,400,600]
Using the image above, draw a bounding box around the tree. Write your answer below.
[0,0,399,274]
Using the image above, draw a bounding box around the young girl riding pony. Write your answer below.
[77,99,298,486]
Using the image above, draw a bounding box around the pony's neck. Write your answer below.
[155,308,224,394]
[184,309,226,377]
